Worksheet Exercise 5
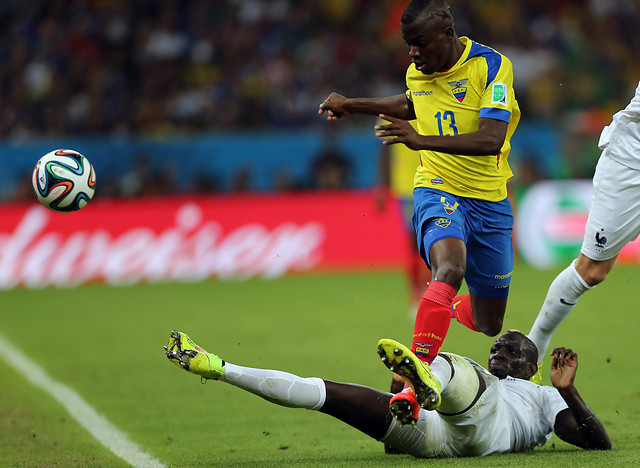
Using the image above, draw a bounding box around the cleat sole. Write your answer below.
[377,339,441,411]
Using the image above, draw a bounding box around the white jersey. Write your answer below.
[382,358,568,458]
[598,81,640,170]
[497,377,568,452]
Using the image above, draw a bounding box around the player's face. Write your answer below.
[401,18,452,75]
[488,334,533,380]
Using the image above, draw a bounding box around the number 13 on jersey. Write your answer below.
[435,111,459,136]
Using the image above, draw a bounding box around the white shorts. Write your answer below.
[380,354,510,457]
[581,151,640,261]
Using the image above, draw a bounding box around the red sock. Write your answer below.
[412,281,457,363]
[451,294,480,332]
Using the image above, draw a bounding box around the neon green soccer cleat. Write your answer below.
[164,330,225,380]
[377,339,441,411]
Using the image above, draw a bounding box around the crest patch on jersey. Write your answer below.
[491,82,508,105]
[435,218,451,228]
[440,196,459,215]
[595,229,607,249]
[448,79,468,102]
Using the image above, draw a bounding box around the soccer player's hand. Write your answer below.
[375,114,422,150]
[550,347,578,390]
[318,92,351,120]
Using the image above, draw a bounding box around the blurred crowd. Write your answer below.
[2,0,639,194]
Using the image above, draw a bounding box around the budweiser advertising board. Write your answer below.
[0,191,410,289]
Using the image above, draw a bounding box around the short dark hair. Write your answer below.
[401,0,454,25]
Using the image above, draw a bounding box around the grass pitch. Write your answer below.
[1,262,639,467]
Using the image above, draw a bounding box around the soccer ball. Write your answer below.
[32,149,96,213]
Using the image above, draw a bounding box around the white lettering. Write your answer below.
[0,205,326,289]
[0,207,49,288]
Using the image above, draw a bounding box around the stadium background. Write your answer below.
[1,1,640,467]
[2,0,640,280]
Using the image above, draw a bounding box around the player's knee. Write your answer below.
[477,323,502,337]
[581,268,607,287]
[433,263,465,288]
[575,256,612,287]
[475,315,503,337]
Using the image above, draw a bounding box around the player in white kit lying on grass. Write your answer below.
[164,330,610,458]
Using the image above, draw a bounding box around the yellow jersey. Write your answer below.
[407,36,520,201]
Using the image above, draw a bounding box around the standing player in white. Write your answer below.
[165,330,610,457]
[528,81,640,366]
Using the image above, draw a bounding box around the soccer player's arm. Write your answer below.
[319,92,416,121]
[377,112,508,155]
[378,69,513,155]
[435,55,518,156]
[550,347,612,450]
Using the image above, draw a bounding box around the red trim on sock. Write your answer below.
[412,282,457,363]
[423,281,457,306]
[451,294,480,332]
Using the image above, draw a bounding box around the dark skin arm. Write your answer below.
[550,347,611,450]
[318,93,507,156]
[375,113,508,155]
[318,93,416,122]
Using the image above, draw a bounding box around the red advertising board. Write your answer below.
[0,191,410,289]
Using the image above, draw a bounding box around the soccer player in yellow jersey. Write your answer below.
[319,0,520,417]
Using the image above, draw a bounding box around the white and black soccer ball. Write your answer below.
[32,149,96,213]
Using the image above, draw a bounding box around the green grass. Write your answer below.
[1,263,639,467]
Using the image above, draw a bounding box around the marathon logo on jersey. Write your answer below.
[431,176,444,185]
[448,79,468,102]
[440,196,459,215]
[491,82,508,106]
[413,90,433,97]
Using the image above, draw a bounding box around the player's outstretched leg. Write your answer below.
[377,339,441,411]
[164,330,225,380]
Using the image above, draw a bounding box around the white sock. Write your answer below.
[220,363,326,410]
[432,353,481,414]
[528,259,593,364]
[429,355,452,391]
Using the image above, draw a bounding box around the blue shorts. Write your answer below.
[412,187,513,299]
